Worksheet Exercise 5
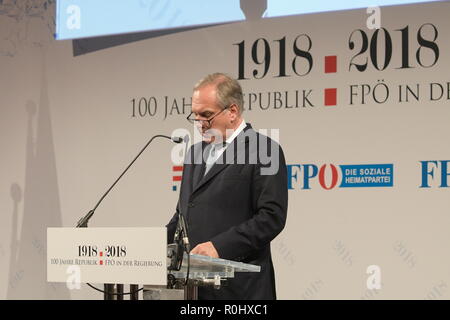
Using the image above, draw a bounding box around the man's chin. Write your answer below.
[199,129,219,143]
[202,134,213,143]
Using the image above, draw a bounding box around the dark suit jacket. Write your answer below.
[167,123,288,300]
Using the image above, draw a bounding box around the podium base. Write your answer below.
[143,285,185,300]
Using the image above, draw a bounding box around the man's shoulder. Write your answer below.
[187,141,208,155]
[238,125,284,151]
[183,141,206,165]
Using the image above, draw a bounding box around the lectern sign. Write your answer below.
[47,227,166,285]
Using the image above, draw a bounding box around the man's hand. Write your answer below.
[190,241,219,258]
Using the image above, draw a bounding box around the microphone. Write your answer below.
[171,136,184,144]
[177,211,191,284]
[168,134,192,271]
[76,134,184,228]
[168,209,190,272]
[178,211,190,252]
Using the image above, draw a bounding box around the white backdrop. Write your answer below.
[1,1,449,299]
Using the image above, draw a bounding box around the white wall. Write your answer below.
[1,1,449,299]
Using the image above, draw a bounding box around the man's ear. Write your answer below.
[229,104,239,120]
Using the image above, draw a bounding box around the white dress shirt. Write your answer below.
[204,119,247,176]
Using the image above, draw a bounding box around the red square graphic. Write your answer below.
[100,260,103,265]
[325,55,337,73]
[324,88,337,106]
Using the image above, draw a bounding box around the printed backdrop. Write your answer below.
[0,1,449,299]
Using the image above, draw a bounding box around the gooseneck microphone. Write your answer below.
[75,134,184,299]
[76,134,183,228]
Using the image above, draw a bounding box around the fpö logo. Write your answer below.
[287,163,394,190]
[420,161,450,188]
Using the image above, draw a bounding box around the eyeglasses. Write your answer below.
[186,106,229,127]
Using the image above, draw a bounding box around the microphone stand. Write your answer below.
[76,134,182,228]
[75,134,183,299]
[167,211,191,292]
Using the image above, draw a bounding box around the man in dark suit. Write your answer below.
[167,73,288,300]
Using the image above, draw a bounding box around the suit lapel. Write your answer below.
[192,124,253,194]
[189,141,207,190]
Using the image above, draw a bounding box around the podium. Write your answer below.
[47,227,261,300]
[144,252,261,300]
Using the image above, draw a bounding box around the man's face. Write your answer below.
[191,84,231,143]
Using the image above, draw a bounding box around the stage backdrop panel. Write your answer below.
[0,1,449,299]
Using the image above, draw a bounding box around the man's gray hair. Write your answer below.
[194,73,244,114]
